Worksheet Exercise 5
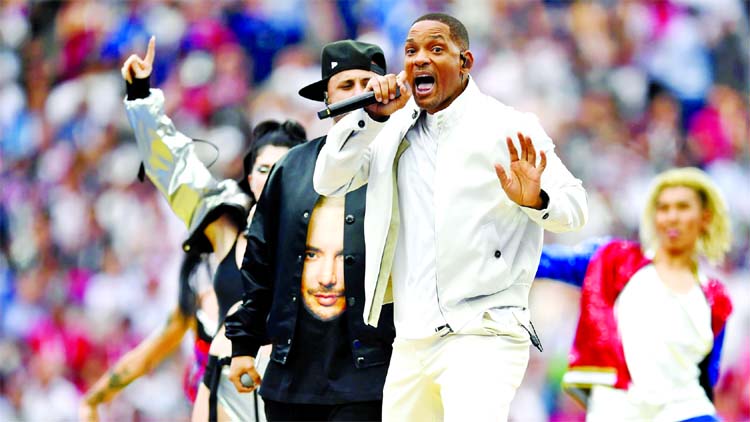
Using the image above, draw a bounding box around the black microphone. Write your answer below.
[317,87,400,120]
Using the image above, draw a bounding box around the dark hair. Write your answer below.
[413,13,470,51]
[239,119,307,198]
[177,252,206,317]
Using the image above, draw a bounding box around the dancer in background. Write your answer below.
[120,37,305,421]
[79,253,213,421]
[537,167,733,422]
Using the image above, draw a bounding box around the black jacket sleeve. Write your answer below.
[224,161,283,357]
[126,75,151,100]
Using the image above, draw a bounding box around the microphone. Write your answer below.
[240,373,255,388]
[317,87,400,120]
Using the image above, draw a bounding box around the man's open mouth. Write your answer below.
[414,75,435,95]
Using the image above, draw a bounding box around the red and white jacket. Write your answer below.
[537,239,733,407]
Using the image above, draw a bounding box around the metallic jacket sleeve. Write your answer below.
[123,89,250,250]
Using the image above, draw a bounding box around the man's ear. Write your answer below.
[460,50,474,72]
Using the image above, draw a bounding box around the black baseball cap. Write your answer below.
[299,40,387,102]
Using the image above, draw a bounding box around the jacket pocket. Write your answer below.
[353,343,391,368]
[480,310,530,344]
[475,222,512,296]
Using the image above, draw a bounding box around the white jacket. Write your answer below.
[314,79,588,329]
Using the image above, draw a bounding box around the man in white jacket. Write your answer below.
[314,12,588,421]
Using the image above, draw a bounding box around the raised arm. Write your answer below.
[495,113,588,233]
[313,72,411,196]
[313,109,382,196]
[121,37,249,236]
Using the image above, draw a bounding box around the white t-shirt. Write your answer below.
[587,264,716,422]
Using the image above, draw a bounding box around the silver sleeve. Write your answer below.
[123,89,250,243]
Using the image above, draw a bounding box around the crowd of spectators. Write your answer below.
[0,0,747,420]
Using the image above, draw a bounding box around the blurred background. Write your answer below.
[0,0,747,420]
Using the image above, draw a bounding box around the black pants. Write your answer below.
[264,399,382,422]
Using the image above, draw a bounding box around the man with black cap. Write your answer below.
[225,40,395,421]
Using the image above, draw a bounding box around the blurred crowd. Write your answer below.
[0,0,747,420]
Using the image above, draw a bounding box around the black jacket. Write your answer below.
[225,136,395,369]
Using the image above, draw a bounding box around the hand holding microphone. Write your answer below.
[318,89,400,119]
[228,356,261,393]
[318,71,411,120]
[240,373,254,388]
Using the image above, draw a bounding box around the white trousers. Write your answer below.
[382,311,531,422]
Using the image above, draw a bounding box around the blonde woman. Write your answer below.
[536,167,733,422]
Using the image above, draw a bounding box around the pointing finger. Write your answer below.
[144,35,156,67]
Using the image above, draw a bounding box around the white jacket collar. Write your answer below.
[426,75,478,122]
[396,75,479,132]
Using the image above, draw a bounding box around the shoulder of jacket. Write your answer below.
[702,277,731,302]
[604,239,639,251]
[289,136,324,156]
[276,137,323,166]
[470,92,516,119]
[386,100,421,127]
[592,239,644,265]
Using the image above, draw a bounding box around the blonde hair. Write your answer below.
[640,167,731,264]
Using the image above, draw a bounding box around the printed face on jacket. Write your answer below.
[301,196,346,321]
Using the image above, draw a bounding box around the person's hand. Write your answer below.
[121,36,155,83]
[364,71,412,120]
[494,133,547,209]
[228,355,262,393]
[78,402,99,422]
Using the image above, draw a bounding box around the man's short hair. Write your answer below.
[413,13,470,51]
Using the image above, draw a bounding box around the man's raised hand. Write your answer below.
[494,132,547,209]
[121,35,155,83]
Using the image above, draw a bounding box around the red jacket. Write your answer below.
[559,240,733,406]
